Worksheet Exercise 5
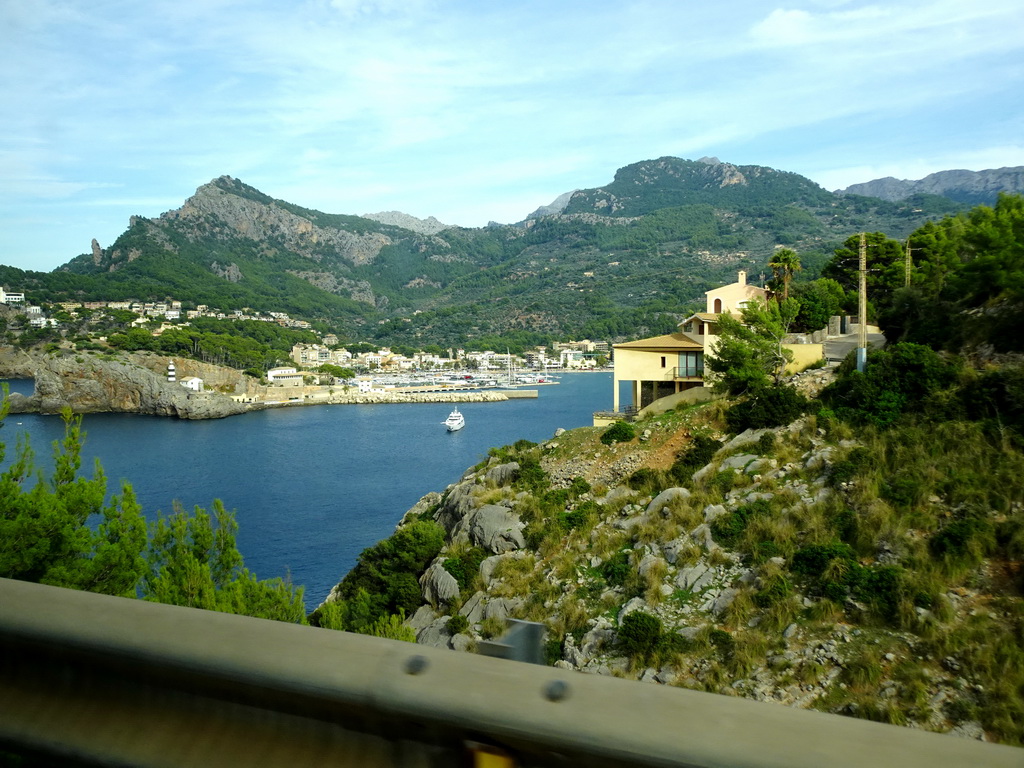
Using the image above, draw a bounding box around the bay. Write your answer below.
[1,373,622,607]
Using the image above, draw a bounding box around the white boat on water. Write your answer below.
[444,407,465,432]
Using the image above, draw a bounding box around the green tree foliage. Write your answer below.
[617,610,663,663]
[0,399,305,621]
[821,343,960,428]
[600,421,636,445]
[0,408,147,596]
[822,232,906,310]
[791,278,846,332]
[143,500,305,622]
[705,297,799,395]
[317,363,355,380]
[314,519,444,632]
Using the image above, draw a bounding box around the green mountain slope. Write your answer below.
[10,159,970,345]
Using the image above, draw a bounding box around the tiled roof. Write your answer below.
[613,333,703,351]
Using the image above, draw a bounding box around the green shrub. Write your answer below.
[757,431,777,454]
[618,611,662,661]
[709,499,772,548]
[560,500,599,531]
[568,476,591,497]
[828,447,872,487]
[821,343,959,427]
[791,542,857,578]
[709,628,734,659]
[677,434,722,469]
[726,386,808,432]
[601,421,636,445]
[447,614,469,635]
[442,547,487,591]
[515,457,549,493]
[930,517,994,562]
[753,572,792,608]
[627,467,662,491]
[829,507,859,545]
[332,520,444,628]
[601,551,631,586]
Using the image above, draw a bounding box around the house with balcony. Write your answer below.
[598,271,769,424]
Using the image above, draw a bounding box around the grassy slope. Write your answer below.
[349,371,1023,746]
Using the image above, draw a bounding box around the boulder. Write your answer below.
[483,597,524,622]
[407,605,440,632]
[676,564,714,592]
[719,453,759,473]
[419,561,460,606]
[617,597,648,624]
[645,488,691,517]
[468,505,526,553]
[485,461,519,487]
[638,554,665,579]
[459,591,486,624]
[416,615,454,648]
[399,492,442,526]
[690,523,718,552]
[479,552,528,586]
[662,538,685,565]
[580,617,615,659]
[598,486,637,506]
[435,481,479,534]
[702,504,728,522]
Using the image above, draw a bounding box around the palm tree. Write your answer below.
[768,248,802,301]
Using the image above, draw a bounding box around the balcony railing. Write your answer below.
[671,366,704,379]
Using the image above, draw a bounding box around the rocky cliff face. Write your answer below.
[158,177,392,267]
[0,348,256,419]
[838,167,1024,206]
[361,210,450,235]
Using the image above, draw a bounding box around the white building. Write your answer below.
[0,287,25,304]
[180,377,203,392]
[267,367,303,386]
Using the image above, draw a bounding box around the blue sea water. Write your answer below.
[1,374,621,606]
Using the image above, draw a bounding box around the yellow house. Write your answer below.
[603,271,822,424]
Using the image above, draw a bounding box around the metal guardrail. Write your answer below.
[1,578,1021,768]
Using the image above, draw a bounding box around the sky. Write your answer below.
[2,0,1023,273]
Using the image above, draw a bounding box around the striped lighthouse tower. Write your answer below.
[167,361,176,383]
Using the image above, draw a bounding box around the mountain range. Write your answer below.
[3,157,1019,348]
[836,166,1024,206]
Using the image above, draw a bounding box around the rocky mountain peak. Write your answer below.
[837,166,1024,206]
[360,211,450,235]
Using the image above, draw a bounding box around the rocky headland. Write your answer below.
[0,347,257,420]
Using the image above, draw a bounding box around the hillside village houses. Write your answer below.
[606,271,823,420]
[5,283,611,383]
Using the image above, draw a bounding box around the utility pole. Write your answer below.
[857,233,868,373]
[904,237,914,288]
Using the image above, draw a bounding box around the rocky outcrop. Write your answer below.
[360,211,450,235]
[0,348,255,420]
[837,166,1024,206]
[161,177,392,267]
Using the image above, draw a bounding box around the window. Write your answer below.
[713,298,722,313]
[660,356,666,368]
[677,352,704,378]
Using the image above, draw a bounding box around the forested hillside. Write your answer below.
[1,158,968,348]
